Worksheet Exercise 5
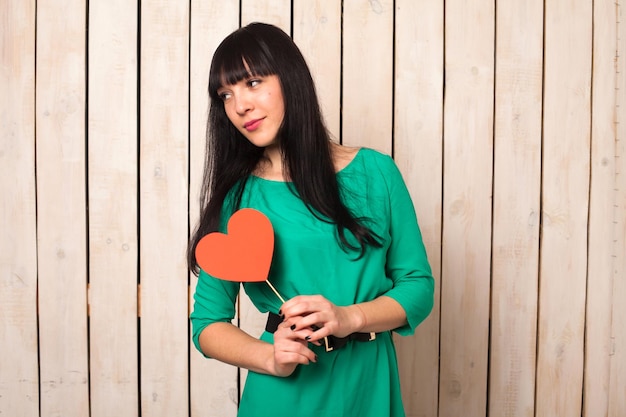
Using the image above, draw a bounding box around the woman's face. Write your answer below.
[217,74,285,148]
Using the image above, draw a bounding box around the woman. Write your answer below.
[189,22,434,417]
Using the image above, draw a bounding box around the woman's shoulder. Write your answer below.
[332,143,394,173]
[331,142,360,172]
[358,147,393,162]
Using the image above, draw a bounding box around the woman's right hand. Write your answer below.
[269,319,318,377]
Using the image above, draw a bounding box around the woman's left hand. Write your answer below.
[279,295,366,341]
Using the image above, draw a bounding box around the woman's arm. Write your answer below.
[198,321,317,377]
[192,269,318,377]
[351,295,408,333]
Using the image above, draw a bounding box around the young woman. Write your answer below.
[189,22,434,417]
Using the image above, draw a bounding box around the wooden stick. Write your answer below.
[265,280,285,304]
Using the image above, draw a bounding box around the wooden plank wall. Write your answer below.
[35,2,89,417]
[1,1,625,417]
[88,1,138,416]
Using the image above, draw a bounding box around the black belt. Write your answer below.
[265,312,377,352]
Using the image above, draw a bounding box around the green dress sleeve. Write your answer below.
[190,270,240,356]
[190,191,242,356]
[375,154,435,335]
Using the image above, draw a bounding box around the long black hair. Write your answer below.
[188,22,381,275]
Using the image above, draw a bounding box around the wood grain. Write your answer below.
[536,0,592,415]
[36,1,90,416]
[439,0,494,416]
[293,0,342,140]
[241,0,291,33]
[393,1,444,415]
[139,1,190,415]
[0,1,38,415]
[584,0,618,415]
[342,0,394,153]
[489,1,543,416]
[608,2,626,414]
[87,1,139,415]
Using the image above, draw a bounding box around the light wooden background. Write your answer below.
[2,1,625,416]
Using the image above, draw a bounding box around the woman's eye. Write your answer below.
[218,92,231,101]
[247,79,261,88]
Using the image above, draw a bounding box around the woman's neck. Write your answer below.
[253,142,360,181]
[254,145,286,181]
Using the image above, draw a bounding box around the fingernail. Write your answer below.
[305,336,311,341]
[290,324,296,330]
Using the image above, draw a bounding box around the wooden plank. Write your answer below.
[237,290,268,398]
[236,1,294,395]
[439,0,494,416]
[87,1,138,416]
[536,0,592,415]
[35,1,90,416]
[342,0,394,153]
[241,0,291,33]
[608,3,626,414]
[583,0,618,415]
[139,1,189,415]
[0,1,39,415]
[293,0,342,140]
[392,1,443,416]
[189,1,240,415]
[489,1,543,416]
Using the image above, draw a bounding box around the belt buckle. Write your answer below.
[323,336,334,352]
[323,333,376,352]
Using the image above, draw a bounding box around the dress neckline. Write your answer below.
[250,147,364,184]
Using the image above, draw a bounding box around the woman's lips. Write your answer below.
[244,118,263,131]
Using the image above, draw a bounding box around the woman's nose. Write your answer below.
[234,94,252,115]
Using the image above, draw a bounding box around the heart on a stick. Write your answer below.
[195,208,274,283]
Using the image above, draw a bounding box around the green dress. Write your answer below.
[191,148,434,417]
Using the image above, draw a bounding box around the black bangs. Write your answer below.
[208,25,277,100]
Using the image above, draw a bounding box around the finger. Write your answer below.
[275,321,317,344]
[284,303,334,326]
[274,340,318,364]
[279,316,307,333]
[275,351,317,366]
[290,312,341,337]
[296,312,328,328]
[280,294,322,309]
[296,326,324,346]
[281,311,317,330]
[274,321,301,338]
[287,322,325,344]
[280,295,329,319]
[303,326,334,343]
[276,320,324,348]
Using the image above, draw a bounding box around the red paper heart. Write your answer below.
[195,208,274,282]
